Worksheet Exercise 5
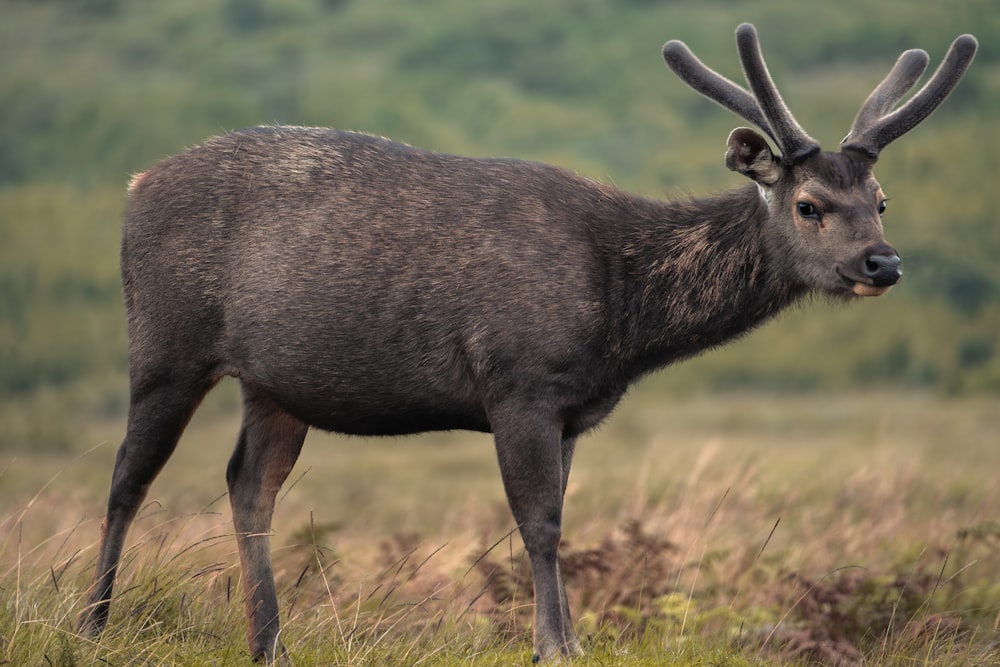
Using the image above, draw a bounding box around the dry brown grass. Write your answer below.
[2,389,998,664]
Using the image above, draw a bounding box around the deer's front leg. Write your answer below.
[492,408,581,662]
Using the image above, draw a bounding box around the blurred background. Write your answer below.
[1,0,997,453]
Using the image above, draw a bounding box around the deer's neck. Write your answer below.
[604,184,805,379]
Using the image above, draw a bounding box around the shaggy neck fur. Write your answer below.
[599,183,806,379]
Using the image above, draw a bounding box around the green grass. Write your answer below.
[2,391,998,664]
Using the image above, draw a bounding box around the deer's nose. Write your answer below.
[864,253,902,286]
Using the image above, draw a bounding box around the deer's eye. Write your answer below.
[878,199,887,216]
[796,202,820,220]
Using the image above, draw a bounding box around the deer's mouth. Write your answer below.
[850,282,892,297]
[836,267,893,297]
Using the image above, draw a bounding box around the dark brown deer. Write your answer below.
[78,23,976,663]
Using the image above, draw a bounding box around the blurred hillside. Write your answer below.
[1,0,998,438]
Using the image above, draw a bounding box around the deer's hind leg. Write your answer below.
[79,367,216,638]
[226,384,308,663]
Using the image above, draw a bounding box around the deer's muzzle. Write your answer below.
[839,245,902,297]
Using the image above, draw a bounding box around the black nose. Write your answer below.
[864,253,903,286]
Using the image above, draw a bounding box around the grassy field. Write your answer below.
[2,1,996,664]
[2,388,998,665]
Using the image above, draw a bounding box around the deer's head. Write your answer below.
[663,23,977,298]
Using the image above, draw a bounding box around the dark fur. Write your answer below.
[124,128,799,438]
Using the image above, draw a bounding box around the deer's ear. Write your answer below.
[725,127,780,185]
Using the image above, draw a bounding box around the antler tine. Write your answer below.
[843,49,929,153]
[662,39,774,141]
[735,23,820,163]
[842,34,978,158]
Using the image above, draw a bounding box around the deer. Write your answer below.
[77,23,976,663]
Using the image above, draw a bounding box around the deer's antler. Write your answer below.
[842,34,978,158]
[734,23,820,163]
[662,23,820,163]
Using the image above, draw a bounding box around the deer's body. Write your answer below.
[125,127,796,439]
[80,25,976,663]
